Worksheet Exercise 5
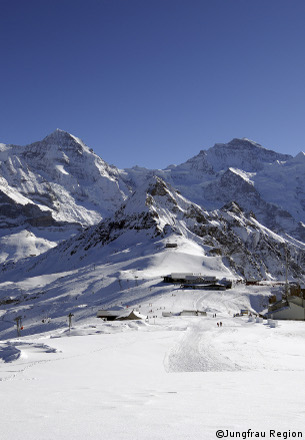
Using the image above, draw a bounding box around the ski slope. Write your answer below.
[0,314,305,440]
[0,222,304,439]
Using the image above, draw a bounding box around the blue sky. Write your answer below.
[1,0,305,168]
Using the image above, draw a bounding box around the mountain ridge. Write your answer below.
[2,175,304,282]
[0,130,304,268]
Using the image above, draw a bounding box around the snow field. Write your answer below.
[1,316,305,440]
[0,230,304,439]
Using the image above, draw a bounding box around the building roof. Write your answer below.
[97,310,119,317]
[117,310,147,320]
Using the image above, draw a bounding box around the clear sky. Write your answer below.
[1,0,305,168]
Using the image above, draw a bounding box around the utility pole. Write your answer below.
[284,245,290,298]
[68,313,74,332]
[14,316,22,337]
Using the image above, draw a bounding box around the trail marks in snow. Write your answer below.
[165,316,305,373]
[0,341,60,381]
[165,320,238,372]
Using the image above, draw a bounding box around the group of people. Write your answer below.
[212,313,223,327]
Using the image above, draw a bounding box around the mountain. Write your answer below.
[187,138,291,173]
[1,175,305,339]
[69,176,305,281]
[0,129,131,262]
[0,131,305,339]
[3,175,304,281]
[0,130,304,276]
[0,129,130,225]
[133,138,305,241]
[1,132,305,437]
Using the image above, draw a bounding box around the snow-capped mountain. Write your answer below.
[1,139,305,342]
[0,129,130,226]
[1,134,305,438]
[123,138,305,241]
[0,129,131,262]
[1,174,304,341]
[183,138,291,173]
[0,130,305,274]
[70,176,305,281]
[3,175,304,281]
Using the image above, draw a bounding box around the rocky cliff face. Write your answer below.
[147,138,305,242]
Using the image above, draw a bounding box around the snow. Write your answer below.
[0,176,35,206]
[55,164,69,175]
[228,167,255,185]
[0,131,305,438]
[127,139,304,241]
[0,229,57,263]
[0,130,131,232]
[0,202,303,439]
[147,240,231,279]
[1,313,305,439]
[0,131,304,263]
[254,154,305,223]
[0,213,296,440]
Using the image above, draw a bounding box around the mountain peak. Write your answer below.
[51,128,69,135]
[148,176,170,197]
[204,138,292,172]
[21,130,95,162]
[226,138,264,149]
[293,151,305,162]
[42,129,84,148]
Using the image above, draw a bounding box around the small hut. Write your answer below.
[180,310,207,317]
[96,310,120,321]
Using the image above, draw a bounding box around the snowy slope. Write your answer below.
[0,129,130,225]
[0,130,132,261]
[0,228,56,263]
[1,134,305,440]
[0,130,304,286]
[1,311,305,440]
[193,137,291,172]
[0,172,304,440]
[1,131,304,264]
[0,176,304,343]
[254,152,305,223]
[123,138,305,241]
[16,175,304,281]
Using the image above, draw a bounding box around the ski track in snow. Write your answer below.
[164,316,305,373]
[165,320,238,373]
